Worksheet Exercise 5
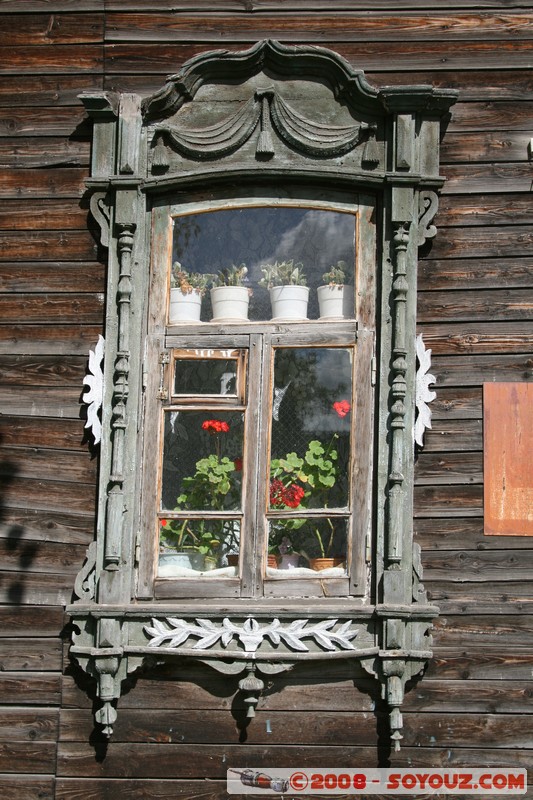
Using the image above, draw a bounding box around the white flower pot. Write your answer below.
[210,286,250,321]
[317,284,354,319]
[269,285,309,320]
[159,550,205,571]
[169,287,202,323]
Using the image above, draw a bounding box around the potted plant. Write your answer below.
[169,262,213,323]
[259,259,309,320]
[210,263,252,321]
[268,436,345,571]
[159,418,242,573]
[317,260,354,320]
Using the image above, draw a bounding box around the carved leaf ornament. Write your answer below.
[144,616,359,653]
[82,335,105,445]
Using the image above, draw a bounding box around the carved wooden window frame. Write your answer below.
[70,40,457,748]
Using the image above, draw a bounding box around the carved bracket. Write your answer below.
[415,333,437,447]
[82,335,105,445]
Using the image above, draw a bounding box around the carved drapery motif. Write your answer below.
[152,86,373,165]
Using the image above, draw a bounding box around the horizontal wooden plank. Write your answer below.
[415,452,482,485]
[429,579,533,602]
[0,416,88,450]
[105,41,533,74]
[0,262,104,293]
[0,605,64,637]
[432,614,533,648]
[428,225,533,260]
[0,108,87,138]
[437,196,533,227]
[0,201,89,230]
[423,257,521,302]
[0,673,61,706]
[2,477,96,516]
[0,709,59,742]
[0,139,90,169]
[0,638,63,671]
[419,323,533,355]
[402,712,533,748]
[104,12,533,43]
[403,678,533,713]
[0,324,102,355]
[0,742,56,774]
[422,419,482,452]
[0,168,86,198]
[0,14,103,46]
[429,387,482,419]
[0,776,54,800]
[0,538,88,575]
[60,708,378,745]
[102,0,533,8]
[0,386,86,419]
[0,46,103,75]
[0,507,94,546]
[443,129,530,161]
[0,570,76,605]
[0,75,98,107]
[0,230,96,261]
[56,741,533,778]
[442,163,533,194]
[0,294,104,324]
[415,517,533,550]
[423,549,533,582]
[414,484,483,516]
[0,355,86,387]
[0,446,96,484]
[428,649,533,680]
[418,289,533,324]
[0,0,103,9]
[432,353,533,385]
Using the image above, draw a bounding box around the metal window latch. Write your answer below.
[157,352,170,400]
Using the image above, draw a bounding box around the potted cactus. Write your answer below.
[317,260,354,320]
[259,259,309,320]
[169,262,212,323]
[210,263,252,321]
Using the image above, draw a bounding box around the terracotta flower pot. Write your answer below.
[309,557,344,571]
[267,554,279,568]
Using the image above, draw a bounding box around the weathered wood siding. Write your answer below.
[0,3,532,797]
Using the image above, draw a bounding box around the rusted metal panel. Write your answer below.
[484,382,533,536]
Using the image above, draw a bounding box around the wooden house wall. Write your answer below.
[0,2,532,798]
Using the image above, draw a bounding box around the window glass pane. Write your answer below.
[268,518,348,574]
[269,347,353,511]
[173,357,238,396]
[161,410,244,511]
[159,519,240,576]
[172,206,356,322]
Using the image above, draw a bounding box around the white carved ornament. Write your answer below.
[415,333,436,447]
[82,335,105,444]
[144,616,359,654]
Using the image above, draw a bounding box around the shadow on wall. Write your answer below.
[0,426,39,604]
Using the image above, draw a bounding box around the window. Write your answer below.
[69,40,457,747]
[137,197,375,599]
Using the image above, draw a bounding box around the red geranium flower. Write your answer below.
[282,483,305,508]
[270,479,286,507]
[161,519,168,527]
[202,419,230,433]
[333,400,351,418]
[234,457,243,472]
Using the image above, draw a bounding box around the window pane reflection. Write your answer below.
[268,518,348,573]
[173,357,238,396]
[269,347,353,511]
[161,410,244,512]
[172,206,356,322]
